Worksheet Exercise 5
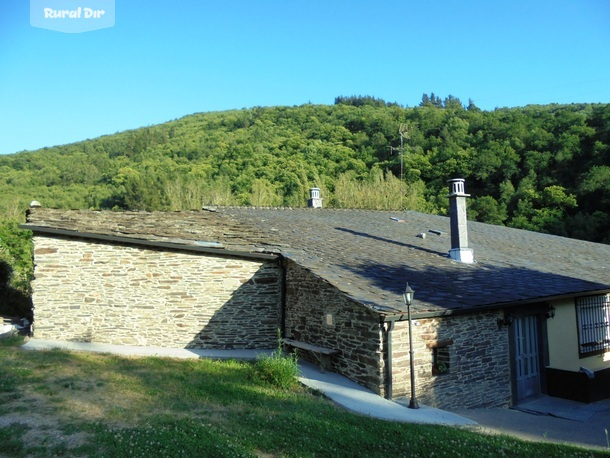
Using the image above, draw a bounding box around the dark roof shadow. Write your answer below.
[335,227,447,257]
[335,259,610,313]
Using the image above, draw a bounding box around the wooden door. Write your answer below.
[513,314,541,402]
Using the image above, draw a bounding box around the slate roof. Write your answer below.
[24,206,610,318]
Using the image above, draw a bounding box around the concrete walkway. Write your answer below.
[22,339,474,426]
[452,396,610,451]
[297,360,475,425]
[21,338,272,360]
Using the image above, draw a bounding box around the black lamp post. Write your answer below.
[403,283,419,409]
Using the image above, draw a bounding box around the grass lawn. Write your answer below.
[0,336,607,457]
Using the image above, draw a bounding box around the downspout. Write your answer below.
[279,257,288,339]
[382,319,395,399]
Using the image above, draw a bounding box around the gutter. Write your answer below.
[380,287,610,322]
[19,225,279,261]
[381,318,395,399]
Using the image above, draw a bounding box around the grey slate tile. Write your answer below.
[24,206,610,317]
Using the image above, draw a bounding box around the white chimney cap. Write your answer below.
[448,178,470,197]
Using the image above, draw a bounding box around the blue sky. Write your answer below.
[1,0,610,155]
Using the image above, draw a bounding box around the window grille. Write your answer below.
[576,294,610,358]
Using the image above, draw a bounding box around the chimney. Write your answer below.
[308,187,323,209]
[448,179,474,263]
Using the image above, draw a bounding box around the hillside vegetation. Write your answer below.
[1,95,610,314]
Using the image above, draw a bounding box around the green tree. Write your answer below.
[469,195,507,225]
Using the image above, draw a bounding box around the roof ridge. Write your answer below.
[213,205,411,213]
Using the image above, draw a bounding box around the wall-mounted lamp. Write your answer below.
[497,313,514,329]
[545,305,556,319]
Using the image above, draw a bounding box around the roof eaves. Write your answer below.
[20,224,280,261]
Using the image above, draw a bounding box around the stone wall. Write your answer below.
[284,261,512,409]
[31,235,282,349]
[31,233,513,409]
[391,311,512,409]
[284,261,385,395]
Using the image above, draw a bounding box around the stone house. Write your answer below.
[22,180,610,409]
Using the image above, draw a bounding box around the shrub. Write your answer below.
[251,334,299,390]
[0,260,33,321]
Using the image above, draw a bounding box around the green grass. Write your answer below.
[0,336,607,457]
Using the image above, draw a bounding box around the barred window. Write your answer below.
[576,295,610,358]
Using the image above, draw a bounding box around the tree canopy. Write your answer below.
[1,97,610,265]
[2,98,609,241]
[2,96,610,312]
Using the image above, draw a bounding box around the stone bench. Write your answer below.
[282,338,338,372]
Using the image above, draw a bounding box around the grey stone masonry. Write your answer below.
[31,235,282,349]
[390,311,511,409]
[284,261,385,395]
[284,259,512,409]
[448,178,470,251]
[448,178,474,263]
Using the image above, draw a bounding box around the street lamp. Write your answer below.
[403,283,419,409]
[402,284,414,307]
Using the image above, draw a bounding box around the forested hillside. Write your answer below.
[1,95,610,315]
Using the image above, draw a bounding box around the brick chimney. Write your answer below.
[308,187,323,208]
[448,179,474,263]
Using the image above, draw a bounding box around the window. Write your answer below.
[427,339,453,376]
[576,294,610,358]
[432,346,450,375]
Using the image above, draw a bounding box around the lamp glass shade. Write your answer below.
[403,284,414,305]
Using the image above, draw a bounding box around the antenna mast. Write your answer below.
[398,123,410,210]
[388,124,410,210]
